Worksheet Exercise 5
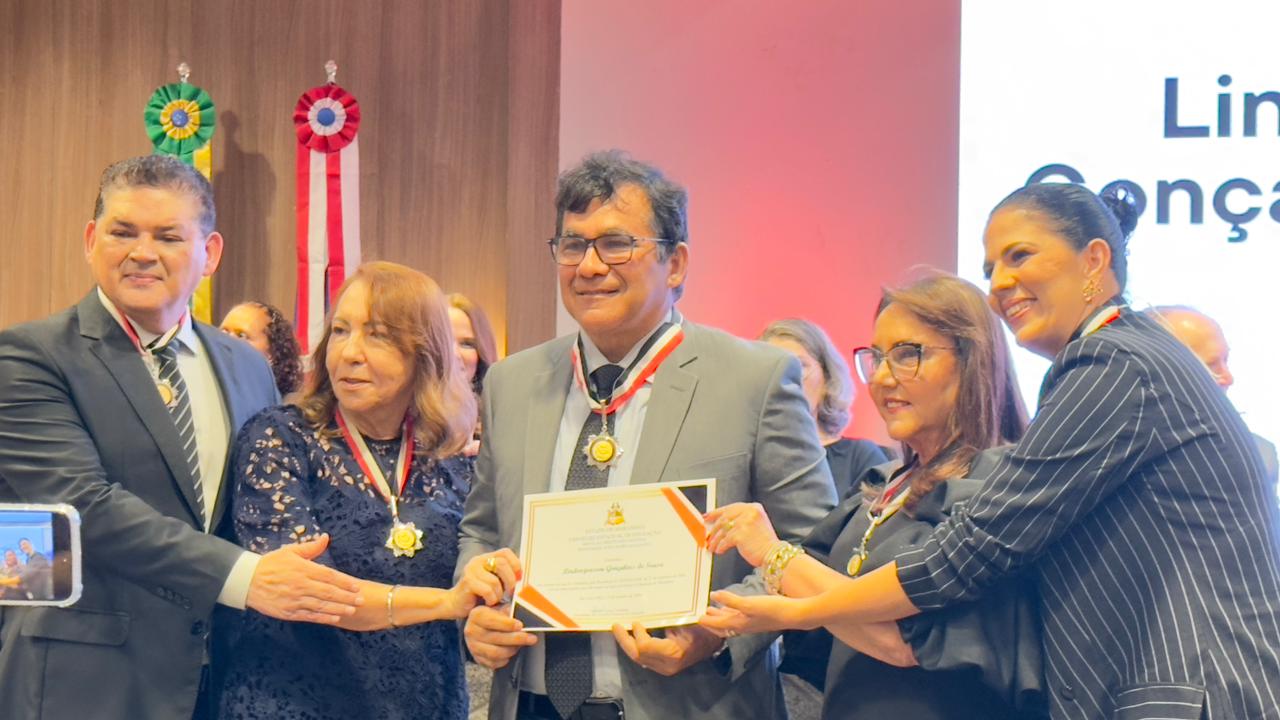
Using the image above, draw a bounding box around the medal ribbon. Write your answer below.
[108,306,187,358]
[571,323,685,414]
[102,299,189,390]
[1078,304,1123,339]
[335,408,415,515]
[847,466,914,576]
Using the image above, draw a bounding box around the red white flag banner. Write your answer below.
[294,83,361,355]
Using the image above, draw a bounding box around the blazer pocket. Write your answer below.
[1112,683,1205,720]
[20,607,130,646]
[677,451,749,486]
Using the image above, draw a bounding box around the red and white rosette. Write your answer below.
[294,83,361,355]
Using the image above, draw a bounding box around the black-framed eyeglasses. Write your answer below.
[852,343,955,384]
[547,234,676,266]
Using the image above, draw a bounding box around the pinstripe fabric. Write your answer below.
[152,342,205,522]
[896,309,1280,719]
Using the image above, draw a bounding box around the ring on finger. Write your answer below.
[484,557,498,574]
[726,629,738,638]
[725,519,736,530]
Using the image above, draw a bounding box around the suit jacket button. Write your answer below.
[191,620,207,636]
[1058,684,1075,702]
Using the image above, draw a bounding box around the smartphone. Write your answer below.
[0,503,82,607]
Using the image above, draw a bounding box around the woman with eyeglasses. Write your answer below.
[701,184,1280,719]
[703,275,1040,719]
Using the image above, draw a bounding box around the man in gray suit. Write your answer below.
[0,156,363,719]
[457,151,836,720]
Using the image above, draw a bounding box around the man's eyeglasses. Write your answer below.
[852,343,955,384]
[547,235,676,266]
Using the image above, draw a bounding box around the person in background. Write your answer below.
[760,319,888,501]
[14,537,52,600]
[0,155,361,720]
[448,292,500,396]
[1145,305,1278,489]
[0,546,27,600]
[221,261,510,719]
[702,183,1280,719]
[220,300,304,396]
[448,293,500,457]
[708,276,1040,719]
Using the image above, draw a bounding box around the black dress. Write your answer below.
[823,439,890,506]
[805,454,1046,720]
[219,406,471,720]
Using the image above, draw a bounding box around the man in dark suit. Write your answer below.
[457,151,836,720]
[16,538,51,600]
[0,156,363,719]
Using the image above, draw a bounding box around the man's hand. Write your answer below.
[245,534,363,624]
[612,622,723,676]
[456,549,521,607]
[464,604,538,670]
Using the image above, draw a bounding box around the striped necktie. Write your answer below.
[151,341,206,526]
[545,363,624,718]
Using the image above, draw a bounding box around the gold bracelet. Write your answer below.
[386,584,401,628]
[760,540,791,569]
[763,543,804,595]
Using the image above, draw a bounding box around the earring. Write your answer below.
[1082,277,1102,304]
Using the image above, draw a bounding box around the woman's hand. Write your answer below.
[703,503,780,567]
[699,590,820,636]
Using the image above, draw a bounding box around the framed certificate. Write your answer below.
[512,478,715,632]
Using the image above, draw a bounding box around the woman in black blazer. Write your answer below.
[718,277,1041,719]
[703,184,1280,719]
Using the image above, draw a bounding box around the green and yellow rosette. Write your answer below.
[144,83,215,164]
[144,82,217,321]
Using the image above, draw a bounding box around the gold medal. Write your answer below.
[386,520,424,558]
[846,551,866,577]
[156,381,176,408]
[584,432,622,470]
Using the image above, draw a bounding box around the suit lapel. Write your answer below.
[523,345,572,497]
[78,294,204,526]
[631,327,698,485]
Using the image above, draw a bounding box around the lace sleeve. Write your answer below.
[230,408,326,556]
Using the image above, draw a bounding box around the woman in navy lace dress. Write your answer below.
[220,262,517,720]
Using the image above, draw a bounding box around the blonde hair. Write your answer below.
[760,318,852,437]
[295,261,477,457]
[447,292,500,393]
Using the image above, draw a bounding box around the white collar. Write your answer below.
[578,308,680,374]
[96,287,201,356]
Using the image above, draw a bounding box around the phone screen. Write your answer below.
[0,505,82,606]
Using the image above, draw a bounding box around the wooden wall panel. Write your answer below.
[0,0,560,356]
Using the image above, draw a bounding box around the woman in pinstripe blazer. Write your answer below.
[704,184,1280,719]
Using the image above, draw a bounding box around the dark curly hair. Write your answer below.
[236,302,303,395]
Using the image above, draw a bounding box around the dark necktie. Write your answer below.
[152,342,206,525]
[545,363,623,718]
